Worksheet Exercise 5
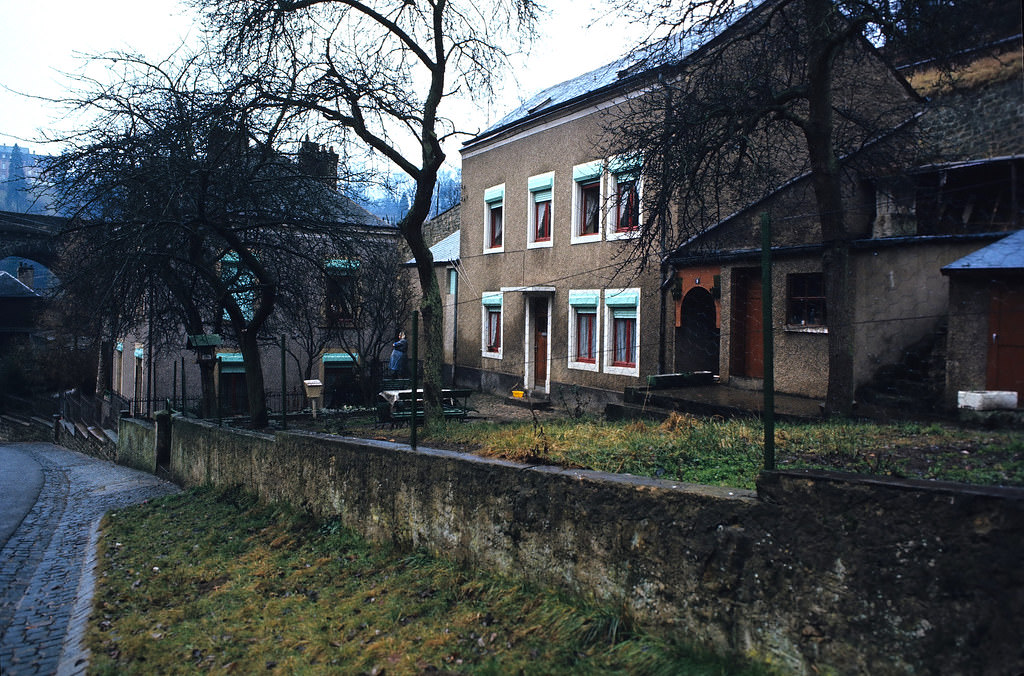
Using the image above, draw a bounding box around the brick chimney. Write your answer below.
[17,262,34,290]
[298,138,339,189]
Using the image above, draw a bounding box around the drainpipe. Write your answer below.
[658,260,676,375]
[451,265,459,385]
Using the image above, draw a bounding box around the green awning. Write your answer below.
[218,353,245,373]
[481,292,503,307]
[322,352,357,364]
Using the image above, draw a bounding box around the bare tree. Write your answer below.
[272,228,412,404]
[43,52,357,427]
[195,0,540,425]
[603,0,1011,415]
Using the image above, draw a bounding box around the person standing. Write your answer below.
[389,331,408,377]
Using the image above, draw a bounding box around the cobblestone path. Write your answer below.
[0,442,178,675]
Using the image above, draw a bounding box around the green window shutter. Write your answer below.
[484,185,504,203]
[326,259,360,272]
[572,160,602,182]
[609,154,641,180]
[528,174,553,192]
[532,189,552,203]
[481,292,503,307]
[612,307,637,319]
[568,291,599,307]
[605,289,639,307]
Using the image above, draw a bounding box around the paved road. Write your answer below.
[0,442,178,675]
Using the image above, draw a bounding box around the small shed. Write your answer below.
[942,230,1024,406]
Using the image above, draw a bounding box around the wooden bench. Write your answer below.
[381,378,411,391]
[382,388,474,424]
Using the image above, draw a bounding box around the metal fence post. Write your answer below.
[761,211,776,471]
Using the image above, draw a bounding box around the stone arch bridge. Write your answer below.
[0,210,65,267]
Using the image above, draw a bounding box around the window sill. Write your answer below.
[607,228,640,241]
[570,234,602,245]
[784,325,828,334]
[527,239,553,249]
[603,364,639,377]
[482,350,503,360]
[568,359,599,372]
[483,246,504,254]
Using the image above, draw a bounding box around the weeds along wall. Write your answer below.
[160,416,1024,675]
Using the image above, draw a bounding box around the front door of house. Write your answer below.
[731,269,764,378]
[987,282,1024,401]
[531,297,548,390]
[676,286,720,374]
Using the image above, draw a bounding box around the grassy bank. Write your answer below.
[90,486,774,675]
[333,413,1024,491]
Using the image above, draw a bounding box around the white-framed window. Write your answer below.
[571,161,603,244]
[481,291,503,359]
[607,155,641,240]
[527,172,553,248]
[567,290,600,372]
[604,288,640,376]
[484,184,504,253]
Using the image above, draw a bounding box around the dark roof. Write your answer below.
[942,229,1024,273]
[0,271,39,298]
[327,191,394,230]
[464,2,770,149]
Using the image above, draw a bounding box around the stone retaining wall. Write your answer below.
[162,416,1024,675]
[116,417,157,473]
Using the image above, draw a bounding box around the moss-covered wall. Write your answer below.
[116,417,156,473]
[164,417,1024,675]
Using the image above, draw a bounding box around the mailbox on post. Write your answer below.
[303,379,323,418]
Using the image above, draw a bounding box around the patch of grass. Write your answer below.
[90,486,776,675]
[365,414,1024,491]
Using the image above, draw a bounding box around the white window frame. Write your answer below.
[603,288,640,377]
[570,161,604,244]
[607,155,642,241]
[527,172,554,249]
[567,290,601,372]
[483,184,505,253]
[481,292,503,359]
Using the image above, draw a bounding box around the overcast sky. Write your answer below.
[0,1,648,165]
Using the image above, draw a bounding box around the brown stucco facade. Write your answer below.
[457,93,665,401]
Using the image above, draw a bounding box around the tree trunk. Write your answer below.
[805,0,855,417]
[239,329,269,428]
[417,267,445,427]
[199,360,217,418]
